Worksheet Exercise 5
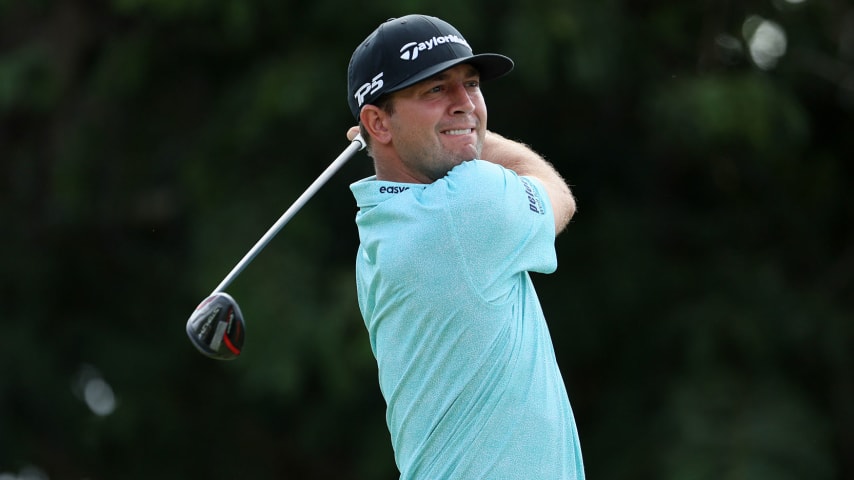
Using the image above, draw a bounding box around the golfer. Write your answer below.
[346,15,585,479]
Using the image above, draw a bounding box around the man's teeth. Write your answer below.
[445,129,472,135]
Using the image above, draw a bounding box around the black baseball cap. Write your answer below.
[347,15,514,119]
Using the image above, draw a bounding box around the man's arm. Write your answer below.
[480,131,576,234]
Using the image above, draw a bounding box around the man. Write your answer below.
[346,15,584,479]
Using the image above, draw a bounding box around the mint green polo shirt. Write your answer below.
[350,159,584,479]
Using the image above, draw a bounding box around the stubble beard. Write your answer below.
[426,130,484,181]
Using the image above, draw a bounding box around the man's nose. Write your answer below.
[449,84,476,114]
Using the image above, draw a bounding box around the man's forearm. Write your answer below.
[481,131,576,234]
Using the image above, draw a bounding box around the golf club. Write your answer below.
[186,135,366,360]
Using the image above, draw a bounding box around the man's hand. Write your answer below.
[347,126,360,141]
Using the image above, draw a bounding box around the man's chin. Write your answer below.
[461,142,481,160]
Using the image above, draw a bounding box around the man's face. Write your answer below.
[386,64,487,182]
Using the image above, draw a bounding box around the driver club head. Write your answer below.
[186,292,245,360]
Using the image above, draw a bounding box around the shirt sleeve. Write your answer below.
[427,160,558,304]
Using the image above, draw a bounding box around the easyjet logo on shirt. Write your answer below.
[379,186,411,194]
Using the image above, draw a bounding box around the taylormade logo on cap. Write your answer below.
[347,15,514,120]
[355,34,472,106]
[399,34,471,61]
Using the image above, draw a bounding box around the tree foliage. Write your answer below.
[2,0,851,478]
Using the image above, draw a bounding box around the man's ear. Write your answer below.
[359,105,392,144]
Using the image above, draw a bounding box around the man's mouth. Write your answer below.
[442,128,474,136]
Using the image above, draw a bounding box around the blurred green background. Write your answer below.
[2,0,852,478]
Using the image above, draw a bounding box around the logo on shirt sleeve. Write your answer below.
[521,178,545,215]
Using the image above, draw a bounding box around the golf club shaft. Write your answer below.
[211,135,366,295]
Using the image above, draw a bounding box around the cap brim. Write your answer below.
[384,53,514,96]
